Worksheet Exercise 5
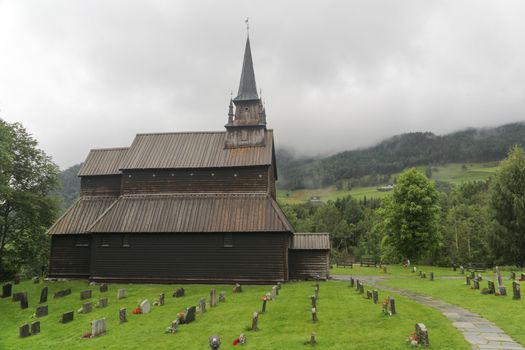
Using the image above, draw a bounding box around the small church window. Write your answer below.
[121,235,130,248]
[100,236,110,247]
[75,236,90,247]
[223,234,233,248]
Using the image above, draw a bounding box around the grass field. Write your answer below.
[330,264,462,277]
[0,279,470,349]
[277,162,499,204]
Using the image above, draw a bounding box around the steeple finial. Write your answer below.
[245,17,250,36]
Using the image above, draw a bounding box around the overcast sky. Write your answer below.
[1,1,524,169]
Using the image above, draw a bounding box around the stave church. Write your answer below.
[47,33,330,283]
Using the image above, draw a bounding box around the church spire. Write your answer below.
[234,36,259,102]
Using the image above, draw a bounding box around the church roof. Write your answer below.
[234,36,259,102]
[78,147,129,176]
[89,193,293,233]
[291,233,331,250]
[119,130,273,170]
[47,196,117,235]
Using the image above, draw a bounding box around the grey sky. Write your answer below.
[1,0,524,169]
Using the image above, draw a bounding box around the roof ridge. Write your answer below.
[135,131,226,136]
[120,192,269,198]
[90,147,129,152]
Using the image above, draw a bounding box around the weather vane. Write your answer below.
[245,17,249,36]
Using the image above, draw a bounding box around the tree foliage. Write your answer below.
[489,146,525,266]
[380,168,440,261]
[0,119,59,278]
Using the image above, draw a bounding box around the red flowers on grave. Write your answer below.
[406,331,418,346]
[132,307,142,314]
[233,338,241,346]
[261,295,268,301]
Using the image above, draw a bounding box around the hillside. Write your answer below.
[277,122,525,189]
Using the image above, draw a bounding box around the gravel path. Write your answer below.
[332,275,524,350]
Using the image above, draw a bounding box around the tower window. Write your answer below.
[223,233,233,248]
[121,235,130,248]
[75,236,90,247]
[100,236,110,247]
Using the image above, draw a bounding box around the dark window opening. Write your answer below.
[223,233,233,248]
[100,236,110,247]
[75,236,90,247]
[121,235,130,248]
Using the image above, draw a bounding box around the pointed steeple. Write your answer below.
[234,36,259,102]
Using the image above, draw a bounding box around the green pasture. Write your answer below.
[0,279,469,349]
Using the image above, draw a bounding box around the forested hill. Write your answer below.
[277,122,525,189]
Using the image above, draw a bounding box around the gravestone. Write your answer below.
[31,321,40,335]
[383,265,387,273]
[307,332,316,345]
[80,290,92,300]
[119,308,127,323]
[429,272,434,281]
[32,277,40,284]
[36,305,48,317]
[466,276,471,285]
[477,273,483,281]
[415,323,429,346]
[12,291,25,302]
[233,283,242,293]
[366,290,372,299]
[487,280,496,294]
[54,289,71,299]
[82,302,93,314]
[459,266,464,275]
[311,307,318,322]
[97,297,108,308]
[239,333,247,345]
[166,319,179,333]
[210,289,216,307]
[199,298,206,314]
[271,286,277,300]
[510,271,516,280]
[61,311,74,323]
[513,281,521,300]
[389,297,396,315]
[2,283,12,298]
[251,312,259,331]
[19,323,30,338]
[40,286,48,303]
[277,282,282,290]
[470,271,475,280]
[521,273,525,281]
[173,288,185,298]
[350,277,354,288]
[355,279,360,291]
[359,283,365,294]
[140,299,151,314]
[14,276,20,284]
[117,288,126,300]
[159,293,165,306]
[412,266,417,273]
[184,306,196,324]
[418,271,422,277]
[421,272,426,279]
[99,283,108,293]
[310,295,317,308]
[219,292,226,303]
[373,289,379,304]
[209,335,221,350]
[91,318,107,337]
[261,296,267,313]
[496,266,503,286]
[314,284,319,299]
[473,279,480,290]
[499,286,507,296]
[20,292,28,309]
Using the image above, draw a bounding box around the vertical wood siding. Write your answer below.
[48,235,91,277]
[80,176,122,196]
[289,250,330,280]
[90,232,289,283]
[121,167,270,195]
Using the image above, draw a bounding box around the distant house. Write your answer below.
[309,196,322,204]
[377,184,395,192]
[47,34,329,283]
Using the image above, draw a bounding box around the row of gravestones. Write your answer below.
[418,271,435,281]
[465,272,521,300]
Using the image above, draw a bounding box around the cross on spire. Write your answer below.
[245,17,249,36]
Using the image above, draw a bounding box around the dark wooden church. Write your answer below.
[47,35,330,283]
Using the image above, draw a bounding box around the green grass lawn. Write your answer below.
[0,279,470,349]
[380,272,525,346]
[277,162,500,204]
[331,264,462,277]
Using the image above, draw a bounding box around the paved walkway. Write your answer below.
[332,275,524,350]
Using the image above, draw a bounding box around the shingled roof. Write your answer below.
[119,131,273,170]
[89,193,292,233]
[78,147,129,176]
[291,233,331,250]
[48,196,117,235]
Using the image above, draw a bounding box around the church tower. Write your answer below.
[225,35,267,148]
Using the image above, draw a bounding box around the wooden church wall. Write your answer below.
[48,235,91,278]
[80,175,122,196]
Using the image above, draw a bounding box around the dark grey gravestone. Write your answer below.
[31,321,40,335]
[173,288,185,298]
[311,307,317,322]
[466,276,471,285]
[510,271,516,280]
[80,290,92,300]
[36,305,48,318]
[422,272,426,279]
[209,335,221,350]
[416,323,429,346]
[12,291,25,302]
[389,297,396,315]
[473,279,480,290]
[2,283,12,298]
[470,271,475,279]
[261,297,267,314]
[20,292,28,309]
[355,279,360,291]
[61,311,74,323]
[310,295,317,308]
[82,302,93,314]
[359,283,365,294]
[119,308,127,323]
[19,323,30,338]
[54,289,71,299]
[233,283,242,293]
[251,312,259,330]
[14,276,20,284]
[159,293,165,306]
[429,272,434,281]
[184,306,196,324]
[199,298,206,314]
[210,289,216,307]
[499,286,507,296]
[40,286,48,303]
[487,280,496,294]
[219,292,226,302]
[366,290,372,299]
[350,277,354,288]
[513,281,521,300]
[99,283,108,293]
[98,297,108,308]
[373,289,379,304]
